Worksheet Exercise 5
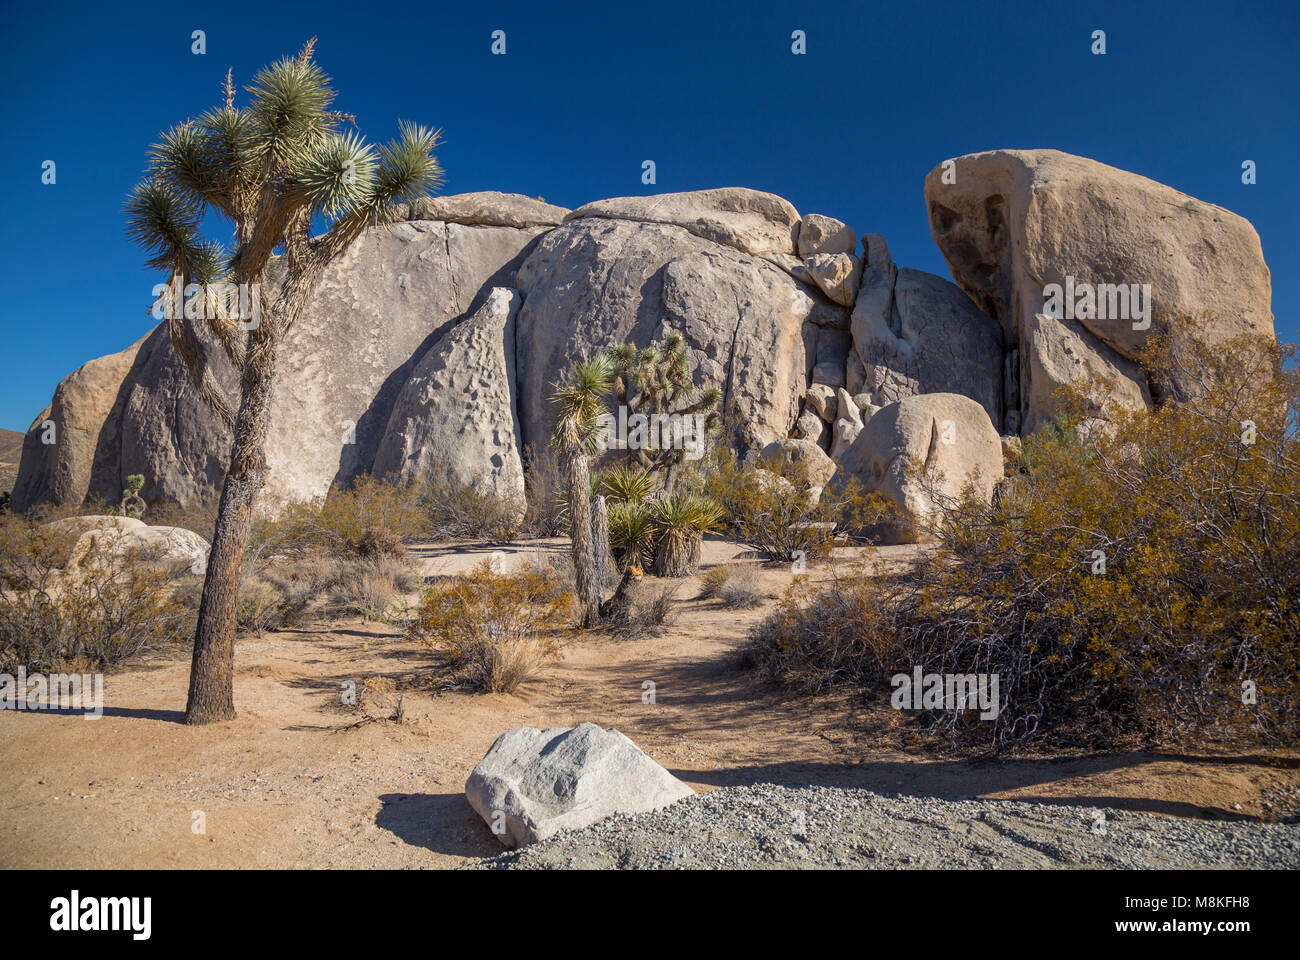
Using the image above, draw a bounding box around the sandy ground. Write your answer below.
[2,538,1297,869]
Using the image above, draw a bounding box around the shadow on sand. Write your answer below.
[374,792,500,858]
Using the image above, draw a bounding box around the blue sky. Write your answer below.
[1,0,1296,430]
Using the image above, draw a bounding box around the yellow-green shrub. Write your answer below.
[0,514,195,672]
[749,328,1300,751]
[697,448,904,560]
[408,560,576,692]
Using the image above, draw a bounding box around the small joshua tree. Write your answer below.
[550,356,616,627]
[120,474,146,520]
[606,331,722,493]
[125,40,444,723]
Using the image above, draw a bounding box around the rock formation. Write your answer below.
[837,393,1003,541]
[11,151,1276,528]
[372,287,526,514]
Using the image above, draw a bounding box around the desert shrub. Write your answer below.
[264,471,521,555]
[235,575,290,637]
[612,582,680,640]
[698,448,904,560]
[323,556,419,622]
[747,574,901,691]
[351,526,408,561]
[749,329,1300,752]
[635,583,679,627]
[697,563,734,599]
[0,514,196,672]
[215,549,419,630]
[408,560,576,693]
[522,445,567,537]
[698,562,762,607]
[147,492,223,540]
[718,566,764,609]
[424,468,522,543]
[265,474,430,556]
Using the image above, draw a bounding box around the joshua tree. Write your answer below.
[120,474,146,520]
[550,356,615,627]
[125,40,444,723]
[606,331,722,493]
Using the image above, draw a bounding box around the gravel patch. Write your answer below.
[464,783,1300,870]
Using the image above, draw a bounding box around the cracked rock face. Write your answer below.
[514,216,822,454]
[853,266,1004,428]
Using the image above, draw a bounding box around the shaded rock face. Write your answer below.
[373,287,526,513]
[838,392,1002,542]
[11,336,148,512]
[853,266,1004,427]
[514,216,836,454]
[465,723,694,848]
[1023,311,1151,434]
[119,322,234,509]
[260,219,548,510]
[924,148,1274,428]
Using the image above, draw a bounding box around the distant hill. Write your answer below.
[0,427,23,496]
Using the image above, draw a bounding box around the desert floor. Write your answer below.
[2,538,1296,869]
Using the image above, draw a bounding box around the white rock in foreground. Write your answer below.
[465,723,695,848]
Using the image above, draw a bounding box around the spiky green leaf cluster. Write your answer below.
[598,463,658,504]
[550,355,616,454]
[126,42,445,288]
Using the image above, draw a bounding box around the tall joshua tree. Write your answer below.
[550,356,615,627]
[125,40,444,723]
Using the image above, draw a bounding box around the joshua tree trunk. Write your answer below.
[184,326,278,723]
[183,245,329,723]
[591,494,613,592]
[563,446,601,627]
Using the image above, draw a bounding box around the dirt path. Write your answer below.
[2,540,1296,869]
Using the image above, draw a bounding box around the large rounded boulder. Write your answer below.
[837,392,1002,541]
[924,149,1274,432]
